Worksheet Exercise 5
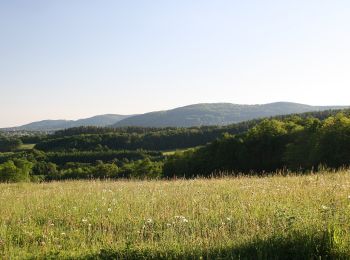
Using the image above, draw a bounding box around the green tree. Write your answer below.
[0,159,33,182]
[0,137,22,152]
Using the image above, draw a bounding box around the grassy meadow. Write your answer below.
[18,144,36,150]
[1,171,350,259]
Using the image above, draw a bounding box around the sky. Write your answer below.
[1,0,350,127]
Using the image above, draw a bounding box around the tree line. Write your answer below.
[163,113,350,177]
[0,136,22,152]
[0,149,163,182]
[1,109,350,182]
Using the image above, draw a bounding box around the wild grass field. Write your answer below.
[1,171,350,259]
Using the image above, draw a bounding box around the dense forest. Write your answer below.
[164,113,350,177]
[34,109,350,151]
[0,109,350,182]
[0,136,22,152]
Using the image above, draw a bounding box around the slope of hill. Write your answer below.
[5,114,131,131]
[112,102,347,127]
[34,108,350,152]
[3,102,348,131]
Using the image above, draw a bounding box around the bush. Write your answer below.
[0,159,33,182]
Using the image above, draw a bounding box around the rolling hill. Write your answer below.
[4,102,348,131]
[5,114,131,131]
[112,102,348,127]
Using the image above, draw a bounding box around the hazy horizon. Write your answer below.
[1,1,350,127]
[2,101,349,128]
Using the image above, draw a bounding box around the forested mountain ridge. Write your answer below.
[1,108,350,182]
[113,102,348,127]
[3,102,347,131]
[34,108,350,152]
[4,114,131,131]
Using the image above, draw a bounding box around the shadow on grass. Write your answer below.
[47,231,348,260]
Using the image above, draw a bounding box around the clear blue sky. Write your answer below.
[1,0,350,127]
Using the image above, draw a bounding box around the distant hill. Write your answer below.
[5,114,131,131]
[3,102,348,131]
[112,102,348,127]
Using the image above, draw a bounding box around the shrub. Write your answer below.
[0,159,33,182]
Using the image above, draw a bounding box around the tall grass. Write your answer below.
[1,171,350,259]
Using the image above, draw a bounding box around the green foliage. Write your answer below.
[0,137,22,152]
[2,110,350,181]
[316,114,350,167]
[34,129,232,152]
[93,161,119,179]
[0,159,33,182]
[46,150,162,165]
[34,109,350,153]
[33,161,58,176]
[164,113,350,177]
[127,158,163,179]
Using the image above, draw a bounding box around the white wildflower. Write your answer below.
[82,218,88,223]
[175,216,189,223]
